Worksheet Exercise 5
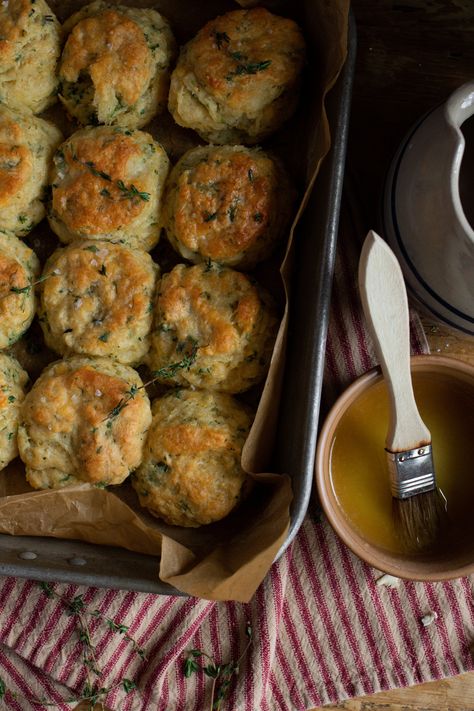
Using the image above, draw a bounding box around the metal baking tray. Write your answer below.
[0,14,356,596]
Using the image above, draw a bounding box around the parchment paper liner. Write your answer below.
[0,0,350,601]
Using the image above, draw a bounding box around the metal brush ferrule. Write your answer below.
[386,445,436,500]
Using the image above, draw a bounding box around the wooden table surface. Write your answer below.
[310,1,474,709]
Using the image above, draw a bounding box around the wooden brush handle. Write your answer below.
[358,230,431,451]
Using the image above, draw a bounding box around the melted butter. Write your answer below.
[329,371,474,555]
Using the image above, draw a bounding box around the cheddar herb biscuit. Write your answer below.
[168,7,305,144]
[48,126,170,251]
[39,241,159,366]
[0,105,62,237]
[162,145,293,269]
[59,0,176,128]
[148,262,279,393]
[0,353,28,471]
[0,232,40,350]
[0,0,61,114]
[133,389,252,527]
[18,356,152,490]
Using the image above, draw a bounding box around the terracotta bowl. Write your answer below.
[315,354,474,581]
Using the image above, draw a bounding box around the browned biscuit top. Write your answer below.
[0,115,31,207]
[25,363,147,483]
[52,132,147,233]
[158,422,231,456]
[171,148,277,260]
[0,144,30,207]
[60,9,152,109]
[186,8,305,110]
[0,0,31,59]
[158,265,260,358]
[40,241,157,363]
[0,253,28,318]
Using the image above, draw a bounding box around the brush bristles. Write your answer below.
[392,488,448,552]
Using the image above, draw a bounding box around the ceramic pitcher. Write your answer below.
[382,81,474,334]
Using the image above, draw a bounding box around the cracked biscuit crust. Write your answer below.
[162,144,293,268]
[0,0,61,114]
[39,241,159,366]
[48,126,169,251]
[18,356,152,490]
[133,389,252,527]
[0,105,62,237]
[168,7,305,144]
[59,0,176,128]
[148,262,279,393]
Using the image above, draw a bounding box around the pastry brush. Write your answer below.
[358,230,447,551]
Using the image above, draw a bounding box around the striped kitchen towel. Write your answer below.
[0,196,473,711]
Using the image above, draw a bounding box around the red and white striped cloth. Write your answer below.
[0,199,473,710]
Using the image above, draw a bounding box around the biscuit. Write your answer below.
[162,145,293,268]
[0,105,62,237]
[39,241,159,366]
[59,0,176,129]
[0,232,40,350]
[168,7,305,144]
[132,388,252,527]
[18,356,152,489]
[0,353,28,471]
[0,0,61,114]
[148,262,279,393]
[48,126,170,251]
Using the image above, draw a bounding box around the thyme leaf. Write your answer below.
[183,622,253,711]
[227,59,272,80]
[213,30,230,49]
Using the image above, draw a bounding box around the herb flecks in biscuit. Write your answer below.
[18,356,152,490]
[132,389,252,527]
[148,263,279,393]
[48,126,169,251]
[0,105,62,238]
[38,241,159,366]
[168,7,306,144]
[0,0,61,114]
[0,353,28,471]
[162,145,294,269]
[59,1,176,129]
[0,232,40,349]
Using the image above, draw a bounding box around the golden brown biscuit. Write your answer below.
[48,126,170,251]
[59,0,176,128]
[38,241,159,366]
[132,388,252,527]
[0,105,62,237]
[0,232,40,350]
[0,353,28,471]
[168,7,306,144]
[148,262,279,393]
[18,356,152,490]
[0,0,61,114]
[162,145,293,268]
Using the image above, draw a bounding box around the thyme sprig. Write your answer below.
[9,271,56,296]
[183,622,253,711]
[212,27,271,80]
[103,340,198,422]
[0,582,143,709]
[71,154,150,203]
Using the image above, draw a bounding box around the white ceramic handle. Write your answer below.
[358,231,431,452]
[445,81,474,129]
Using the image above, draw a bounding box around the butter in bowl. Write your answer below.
[315,354,474,581]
